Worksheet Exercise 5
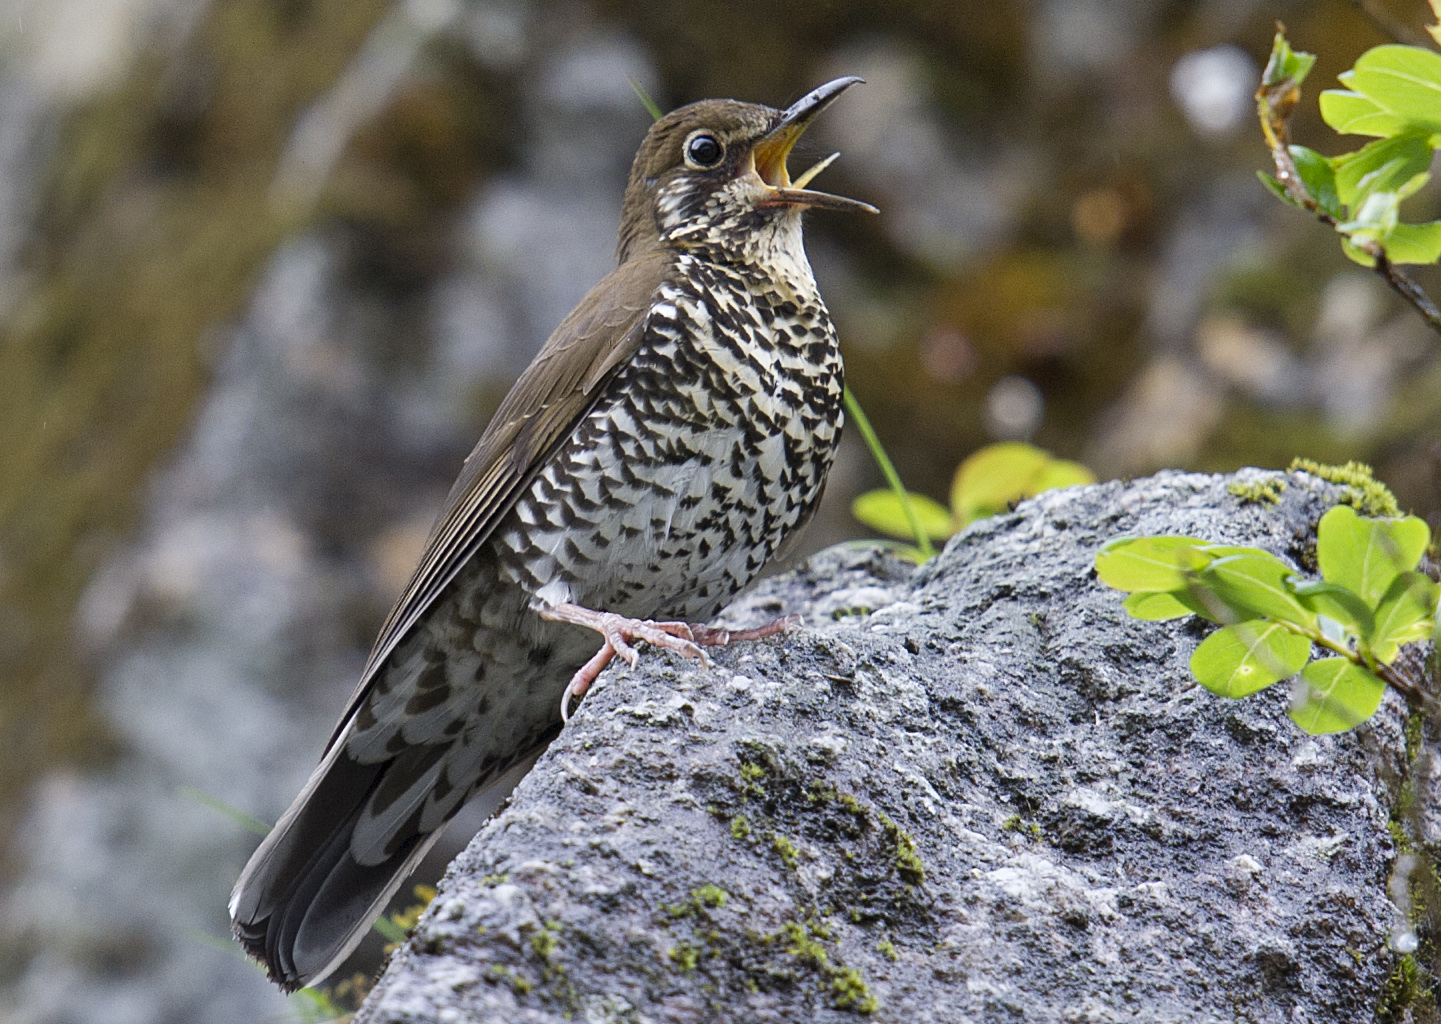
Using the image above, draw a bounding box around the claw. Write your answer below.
[539,604,716,723]
[539,605,802,723]
[690,613,802,647]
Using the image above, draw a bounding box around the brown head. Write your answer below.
[616,77,877,264]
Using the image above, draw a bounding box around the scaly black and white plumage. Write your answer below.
[230,76,876,990]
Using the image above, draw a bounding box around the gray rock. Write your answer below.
[356,468,1413,1023]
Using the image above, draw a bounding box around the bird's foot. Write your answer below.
[540,604,708,722]
[689,613,803,647]
[539,605,804,722]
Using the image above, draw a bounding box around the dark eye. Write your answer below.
[685,133,723,168]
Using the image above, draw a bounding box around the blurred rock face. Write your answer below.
[6,240,359,1024]
[0,0,1438,1020]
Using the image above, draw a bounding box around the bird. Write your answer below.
[230,75,876,991]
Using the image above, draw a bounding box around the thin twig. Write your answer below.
[1256,69,1441,338]
[1375,660,1431,707]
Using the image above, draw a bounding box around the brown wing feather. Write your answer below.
[324,249,673,752]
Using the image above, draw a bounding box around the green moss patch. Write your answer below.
[1227,476,1287,506]
[1289,458,1401,517]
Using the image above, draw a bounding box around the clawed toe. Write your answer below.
[691,613,802,647]
[602,618,706,667]
[541,602,800,723]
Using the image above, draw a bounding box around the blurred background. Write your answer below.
[1,0,1439,1020]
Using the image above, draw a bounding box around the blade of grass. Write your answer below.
[630,78,663,122]
[180,785,272,837]
[844,386,934,560]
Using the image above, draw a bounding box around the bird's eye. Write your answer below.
[684,132,723,169]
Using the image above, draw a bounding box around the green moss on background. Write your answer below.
[1376,954,1435,1023]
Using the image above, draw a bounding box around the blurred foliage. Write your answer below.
[852,441,1094,559]
[0,0,516,829]
[0,0,382,830]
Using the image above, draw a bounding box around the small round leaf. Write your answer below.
[852,490,955,542]
[1317,506,1430,606]
[1095,536,1215,593]
[1288,658,1386,734]
[1190,622,1312,699]
[1198,554,1317,629]
[1122,592,1195,621]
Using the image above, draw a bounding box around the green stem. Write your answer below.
[844,386,935,560]
[1288,623,1428,705]
[631,78,664,122]
[179,785,272,837]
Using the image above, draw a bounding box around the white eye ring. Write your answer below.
[683,130,724,169]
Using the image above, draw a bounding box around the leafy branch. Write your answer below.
[1256,28,1441,336]
[1096,505,1437,733]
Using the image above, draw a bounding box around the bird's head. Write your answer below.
[618,76,876,264]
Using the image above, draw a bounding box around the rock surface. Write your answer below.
[357,469,1409,1023]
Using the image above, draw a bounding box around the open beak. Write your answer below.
[752,76,879,215]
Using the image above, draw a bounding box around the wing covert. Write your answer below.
[325,250,673,752]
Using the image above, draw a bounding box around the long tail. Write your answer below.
[228,740,446,991]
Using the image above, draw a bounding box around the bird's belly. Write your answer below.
[493,389,837,624]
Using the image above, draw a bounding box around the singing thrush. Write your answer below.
[230,76,876,990]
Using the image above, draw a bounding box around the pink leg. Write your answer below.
[689,613,803,648]
[539,605,804,723]
[540,604,709,722]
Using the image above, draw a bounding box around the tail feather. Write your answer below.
[230,637,565,991]
[230,739,445,991]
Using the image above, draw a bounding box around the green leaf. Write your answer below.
[1290,578,1376,637]
[1338,189,1401,236]
[1095,535,1215,592]
[1383,220,1441,263]
[1344,45,1441,131]
[1031,459,1096,493]
[1198,553,1318,628]
[1316,505,1430,606]
[1319,88,1407,136]
[1333,134,1433,208]
[950,443,1097,525]
[1123,591,1196,621]
[1288,658,1386,734]
[1289,146,1342,218]
[1370,571,1440,662]
[1397,170,1431,201]
[852,489,955,542]
[1257,170,1299,207]
[372,914,408,943]
[1341,235,1378,267]
[950,442,1052,524]
[1262,31,1316,88]
[1190,622,1313,698]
